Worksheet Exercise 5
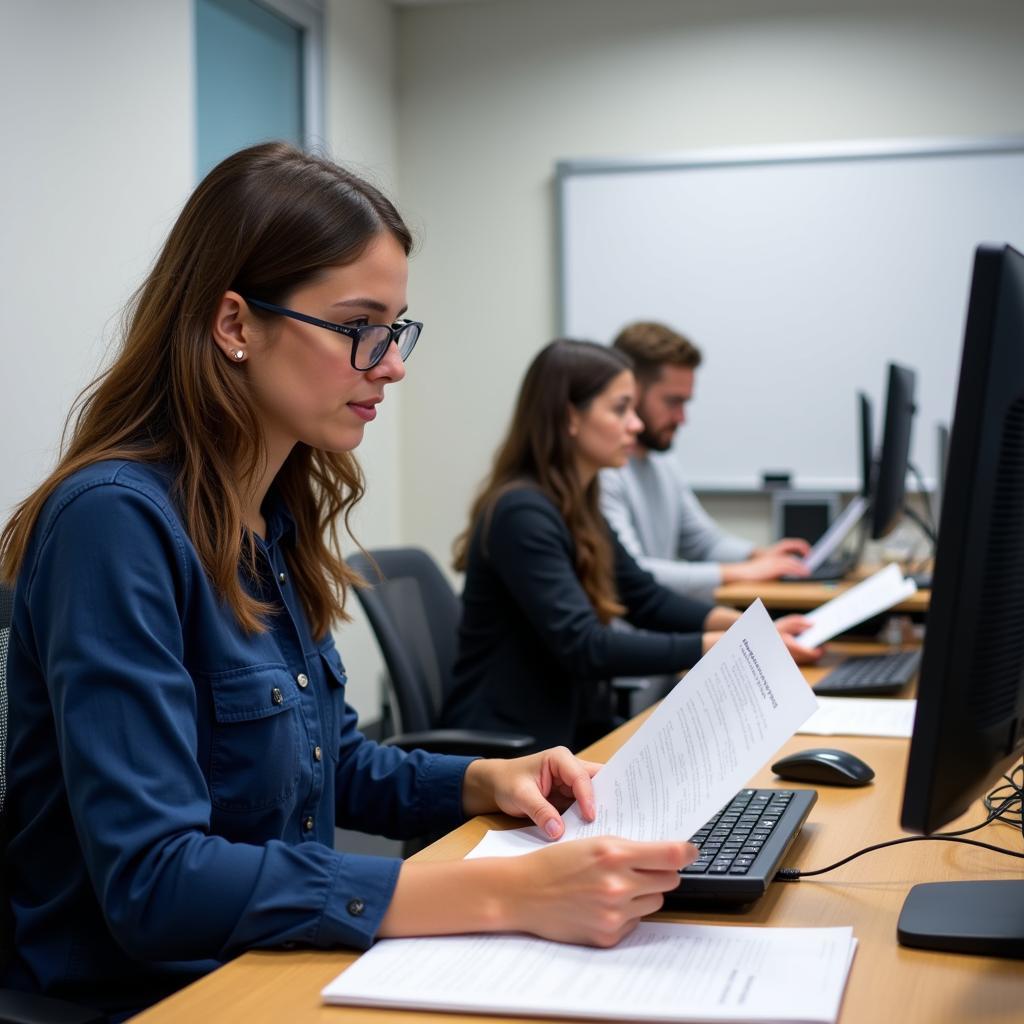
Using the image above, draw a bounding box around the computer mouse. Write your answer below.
[770,747,875,787]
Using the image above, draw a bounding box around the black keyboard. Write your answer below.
[782,555,854,582]
[813,650,922,697]
[666,788,817,906]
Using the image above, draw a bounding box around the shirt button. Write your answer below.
[313,745,322,762]
[347,898,365,917]
[296,673,309,689]
[303,816,315,832]
[278,571,287,584]
[271,687,283,705]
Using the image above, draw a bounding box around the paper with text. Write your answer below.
[804,495,868,572]
[796,564,917,649]
[799,696,917,737]
[322,922,857,1023]
[467,600,818,859]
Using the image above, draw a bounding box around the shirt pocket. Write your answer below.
[206,663,302,812]
[317,642,348,754]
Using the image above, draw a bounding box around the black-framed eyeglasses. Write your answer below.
[243,297,422,371]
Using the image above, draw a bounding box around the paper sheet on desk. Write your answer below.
[322,923,858,1024]
[798,696,917,737]
[796,564,917,649]
[467,600,819,859]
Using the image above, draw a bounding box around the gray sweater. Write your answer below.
[600,452,754,602]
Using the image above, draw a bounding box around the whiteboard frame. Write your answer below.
[555,135,1024,492]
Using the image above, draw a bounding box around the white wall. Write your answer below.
[7,0,1024,726]
[393,0,1024,564]
[0,0,194,519]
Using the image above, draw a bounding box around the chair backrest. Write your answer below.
[1,585,13,969]
[0,584,11,818]
[346,548,461,735]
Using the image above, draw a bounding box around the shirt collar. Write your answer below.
[261,487,297,546]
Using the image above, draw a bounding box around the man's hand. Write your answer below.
[721,551,809,583]
[755,537,812,559]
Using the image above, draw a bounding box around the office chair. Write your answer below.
[0,585,105,1024]
[346,548,537,757]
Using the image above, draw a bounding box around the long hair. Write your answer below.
[0,142,411,639]
[453,339,633,623]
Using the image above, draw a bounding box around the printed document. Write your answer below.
[796,564,917,649]
[804,495,867,572]
[467,600,818,859]
[322,922,857,1023]
[799,696,917,738]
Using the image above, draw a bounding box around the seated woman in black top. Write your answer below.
[442,339,821,750]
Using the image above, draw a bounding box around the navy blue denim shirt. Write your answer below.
[2,461,473,1018]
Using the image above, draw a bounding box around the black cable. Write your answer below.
[901,503,938,546]
[777,761,1024,881]
[906,460,939,538]
[984,764,1023,832]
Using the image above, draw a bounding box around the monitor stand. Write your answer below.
[897,880,1024,958]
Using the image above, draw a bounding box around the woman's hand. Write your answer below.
[702,615,824,663]
[703,605,741,631]
[506,837,698,946]
[701,630,724,655]
[462,747,601,838]
[380,834,697,946]
[774,614,824,664]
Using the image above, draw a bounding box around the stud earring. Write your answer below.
[233,350,245,361]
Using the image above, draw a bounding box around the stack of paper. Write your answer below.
[322,922,858,1023]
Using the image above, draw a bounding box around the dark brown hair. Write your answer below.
[0,142,411,639]
[612,321,702,386]
[453,339,633,623]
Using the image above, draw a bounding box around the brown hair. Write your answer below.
[453,339,632,623]
[0,141,412,639]
[612,321,702,386]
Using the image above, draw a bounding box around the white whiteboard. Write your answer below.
[558,138,1024,491]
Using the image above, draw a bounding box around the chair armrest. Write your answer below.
[382,729,537,758]
[611,676,653,719]
[0,988,106,1024]
[611,677,651,693]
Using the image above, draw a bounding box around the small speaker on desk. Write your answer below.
[770,490,839,544]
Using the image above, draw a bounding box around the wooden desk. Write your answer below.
[132,654,1020,1024]
[714,577,930,616]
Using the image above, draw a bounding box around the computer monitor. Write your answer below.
[858,391,875,499]
[898,242,1024,957]
[869,363,917,539]
[933,422,949,530]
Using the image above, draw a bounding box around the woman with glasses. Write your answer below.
[0,144,695,1020]
[443,339,822,751]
